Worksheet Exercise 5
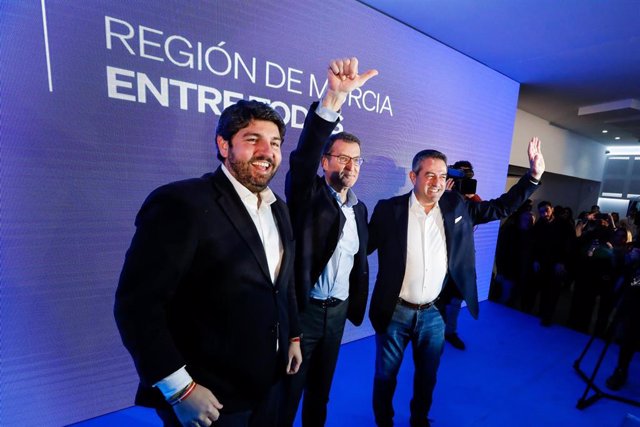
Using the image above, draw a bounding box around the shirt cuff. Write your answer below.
[315,103,341,123]
[153,366,193,400]
[527,173,540,185]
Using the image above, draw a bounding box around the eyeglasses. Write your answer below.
[325,154,365,166]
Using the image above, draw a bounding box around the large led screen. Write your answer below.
[1,1,518,424]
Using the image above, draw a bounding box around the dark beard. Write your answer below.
[227,153,278,193]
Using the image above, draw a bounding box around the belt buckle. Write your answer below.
[312,297,338,308]
[398,297,437,311]
[326,297,339,308]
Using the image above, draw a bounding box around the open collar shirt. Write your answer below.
[399,191,448,305]
[310,185,360,301]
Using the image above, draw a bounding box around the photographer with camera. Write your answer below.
[569,211,617,334]
[442,161,481,350]
[447,160,480,202]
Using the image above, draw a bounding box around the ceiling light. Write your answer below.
[607,145,640,155]
[615,136,621,140]
[602,130,608,133]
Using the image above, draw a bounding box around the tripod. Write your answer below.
[573,295,640,409]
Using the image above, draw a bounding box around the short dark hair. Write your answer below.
[323,132,361,154]
[215,100,286,162]
[452,160,473,170]
[411,149,447,173]
[538,200,552,209]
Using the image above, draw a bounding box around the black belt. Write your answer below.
[310,297,343,308]
[397,297,439,311]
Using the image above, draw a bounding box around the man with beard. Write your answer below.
[115,100,302,427]
[368,140,545,427]
[283,57,377,426]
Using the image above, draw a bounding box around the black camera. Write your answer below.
[448,161,477,196]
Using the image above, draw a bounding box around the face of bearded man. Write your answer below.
[218,119,282,193]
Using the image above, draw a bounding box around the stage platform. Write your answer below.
[71,301,639,426]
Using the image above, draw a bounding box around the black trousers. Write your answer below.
[282,298,349,427]
[570,265,614,335]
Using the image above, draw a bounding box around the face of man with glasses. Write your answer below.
[321,139,364,193]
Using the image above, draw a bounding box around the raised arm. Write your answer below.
[285,57,377,210]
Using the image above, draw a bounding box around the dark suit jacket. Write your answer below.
[285,103,369,326]
[368,174,538,333]
[114,167,299,413]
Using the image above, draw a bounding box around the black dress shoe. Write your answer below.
[606,368,628,391]
[445,333,466,350]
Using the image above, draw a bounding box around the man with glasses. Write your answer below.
[282,57,377,426]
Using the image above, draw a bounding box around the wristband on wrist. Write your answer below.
[167,381,196,406]
[528,174,540,184]
[289,336,301,343]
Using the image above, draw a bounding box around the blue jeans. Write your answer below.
[444,297,462,335]
[373,303,445,427]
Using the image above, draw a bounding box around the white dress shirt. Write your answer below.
[221,164,283,283]
[399,192,448,305]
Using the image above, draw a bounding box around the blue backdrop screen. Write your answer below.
[0,1,518,424]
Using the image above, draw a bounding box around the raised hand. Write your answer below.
[528,137,545,180]
[322,57,378,112]
[445,178,455,191]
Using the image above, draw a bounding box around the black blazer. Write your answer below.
[285,103,369,326]
[114,167,298,413]
[368,174,538,333]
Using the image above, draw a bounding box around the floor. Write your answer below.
[70,301,639,426]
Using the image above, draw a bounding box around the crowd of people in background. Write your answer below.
[492,200,640,391]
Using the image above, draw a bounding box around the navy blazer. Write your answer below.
[368,174,538,333]
[115,167,298,412]
[285,103,369,326]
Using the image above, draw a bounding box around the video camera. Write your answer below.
[448,160,477,196]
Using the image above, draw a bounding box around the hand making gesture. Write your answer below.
[321,57,378,112]
[528,137,545,181]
